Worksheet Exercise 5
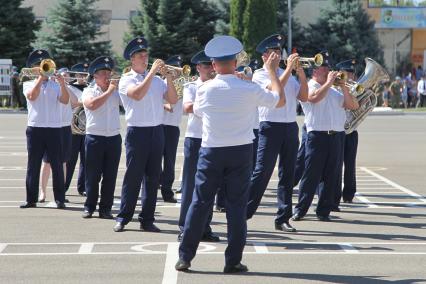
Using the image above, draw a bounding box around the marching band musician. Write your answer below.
[159,55,184,203]
[21,49,70,209]
[81,56,122,219]
[114,37,178,232]
[178,50,220,243]
[335,59,359,205]
[65,62,90,197]
[175,35,285,273]
[292,51,359,222]
[245,34,308,233]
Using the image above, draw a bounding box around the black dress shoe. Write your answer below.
[82,210,93,218]
[38,198,45,203]
[177,232,183,242]
[175,188,182,194]
[140,223,161,232]
[99,211,114,219]
[215,205,226,213]
[64,198,70,203]
[163,196,177,203]
[291,213,303,221]
[331,207,341,212]
[113,222,125,232]
[20,202,36,208]
[275,221,297,232]
[343,199,353,203]
[223,263,248,274]
[175,259,191,271]
[317,215,331,222]
[56,201,66,209]
[201,232,221,242]
[78,191,87,197]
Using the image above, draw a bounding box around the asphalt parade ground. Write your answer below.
[0,113,425,283]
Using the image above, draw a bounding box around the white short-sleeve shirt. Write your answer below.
[302,79,346,132]
[194,74,279,147]
[183,79,203,138]
[162,98,183,127]
[23,79,63,128]
[119,69,167,127]
[82,83,121,137]
[253,67,301,123]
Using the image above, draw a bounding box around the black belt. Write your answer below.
[314,130,341,135]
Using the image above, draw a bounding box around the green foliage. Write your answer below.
[304,0,384,73]
[33,0,111,68]
[230,0,246,40]
[242,0,277,56]
[0,0,41,67]
[125,0,219,64]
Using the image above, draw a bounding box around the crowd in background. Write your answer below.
[382,65,426,109]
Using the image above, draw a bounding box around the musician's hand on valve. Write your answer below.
[150,59,164,75]
[286,53,299,70]
[326,71,339,85]
[55,73,66,85]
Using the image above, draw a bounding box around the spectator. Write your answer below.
[389,77,402,108]
[417,74,426,108]
[415,65,424,81]
[401,80,408,109]
[382,83,390,107]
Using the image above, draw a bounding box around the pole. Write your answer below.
[287,0,292,55]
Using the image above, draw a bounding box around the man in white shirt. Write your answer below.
[416,74,426,108]
[81,56,122,219]
[245,34,308,233]
[159,55,184,203]
[21,49,70,209]
[65,62,90,197]
[175,35,285,273]
[114,37,178,232]
[178,50,220,243]
[292,51,359,222]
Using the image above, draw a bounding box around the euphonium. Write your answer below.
[236,50,252,78]
[172,65,196,100]
[71,106,86,135]
[344,58,390,134]
[333,71,364,94]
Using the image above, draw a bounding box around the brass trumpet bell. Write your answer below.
[295,53,323,68]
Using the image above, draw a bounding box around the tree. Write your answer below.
[276,0,307,54]
[304,0,384,73]
[212,0,230,35]
[242,0,277,56]
[126,0,218,63]
[33,0,111,67]
[0,0,41,68]
[230,0,246,40]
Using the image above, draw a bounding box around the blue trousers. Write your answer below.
[294,131,345,217]
[341,131,358,202]
[25,127,65,203]
[65,134,85,194]
[246,121,299,224]
[160,125,179,199]
[178,137,213,233]
[217,129,259,210]
[117,126,164,226]
[84,134,121,213]
[294,124,307,186]
[179,144,253,266]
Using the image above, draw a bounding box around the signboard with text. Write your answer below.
[375,8,426,28]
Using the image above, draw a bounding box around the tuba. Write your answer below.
[171,65,196,100]
[344,58,390,134]
[71,106,86,135]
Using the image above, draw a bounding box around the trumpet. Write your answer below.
[291,53,323,69]
[19,59,57,80]
[149,62,191,78]
[333,71,364,94]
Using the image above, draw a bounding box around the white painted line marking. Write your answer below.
[355,193,379,208]
[356,192,404,194]
[339,243,359,253]
[162,242,179,284]
[44,202,57,208]
[78,243,94,254]
[252,242,269,253]
[0,244,7,253]
[360,167,426,203]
